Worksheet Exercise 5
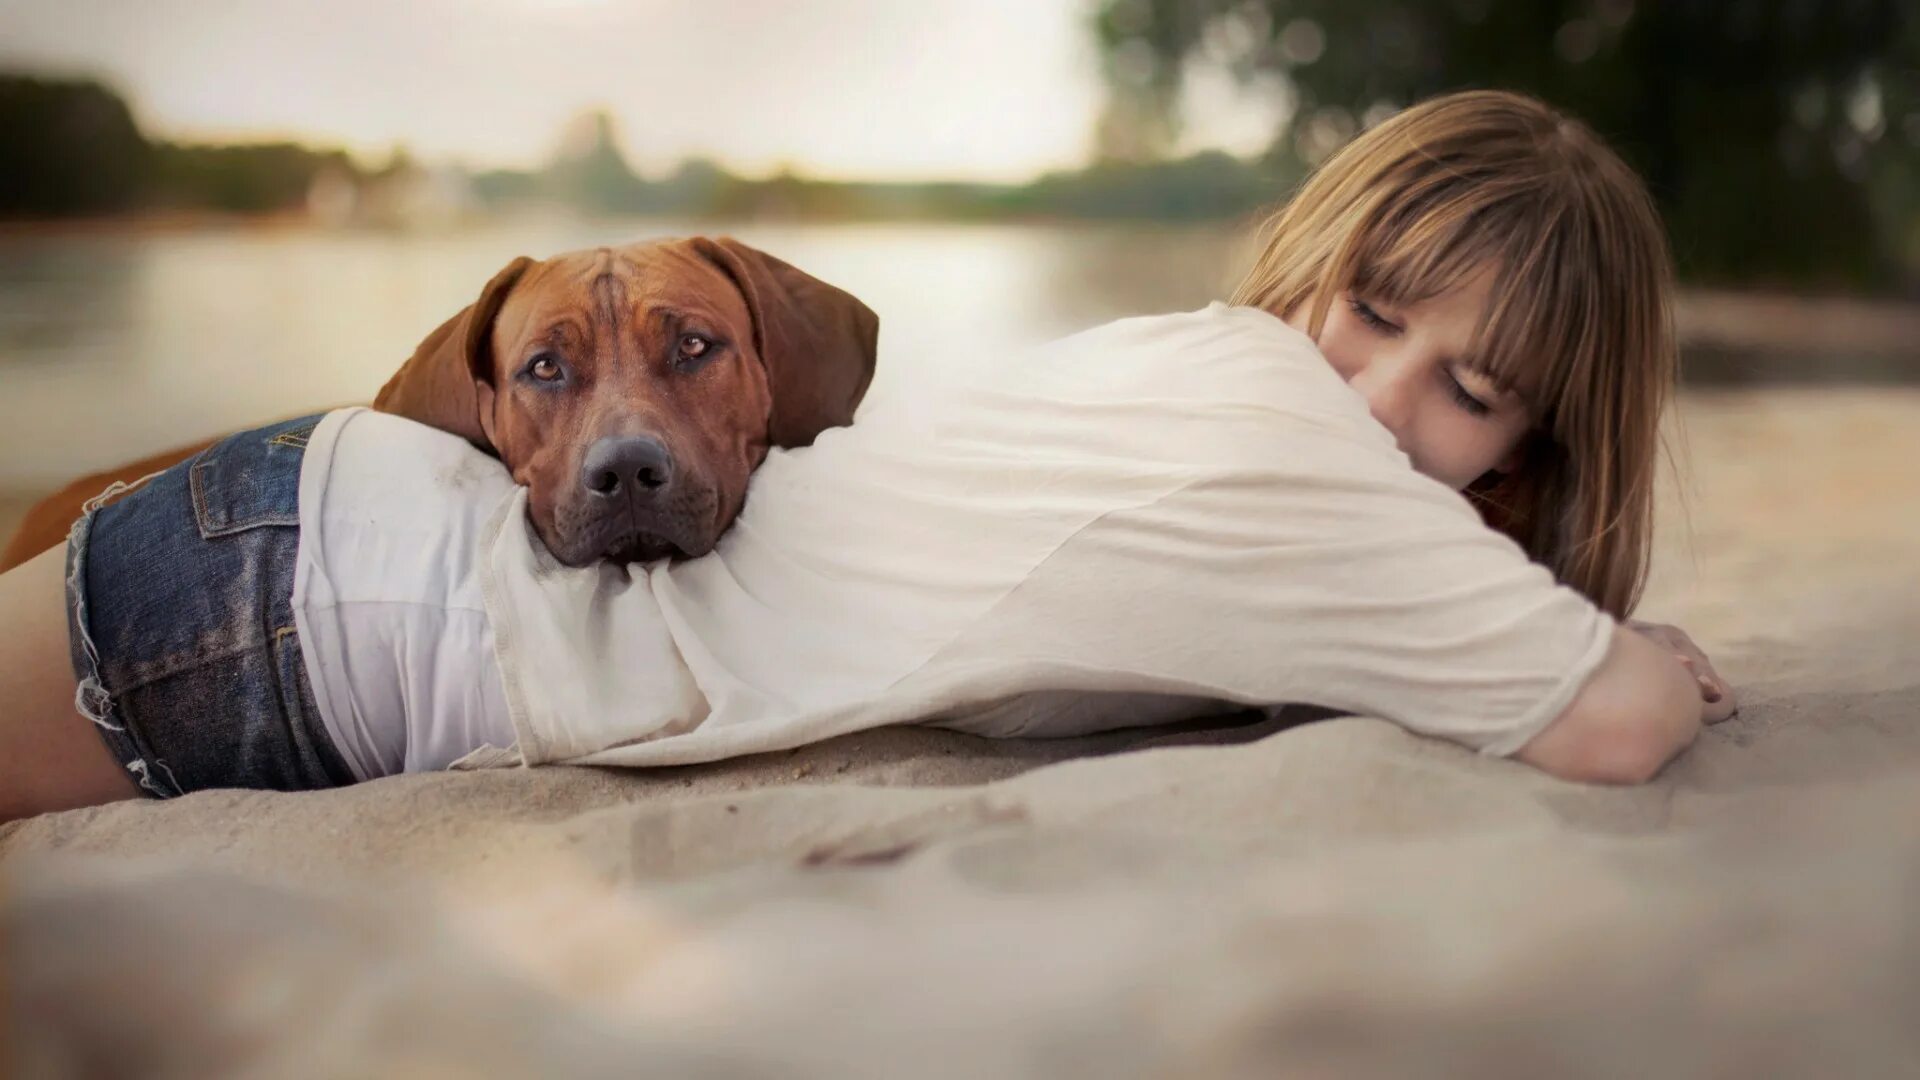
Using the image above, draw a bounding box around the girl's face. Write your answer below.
[1290,273,1537,490]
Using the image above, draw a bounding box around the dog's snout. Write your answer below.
[581,435,675,498]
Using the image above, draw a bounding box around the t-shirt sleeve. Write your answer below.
[954,460,1617,758]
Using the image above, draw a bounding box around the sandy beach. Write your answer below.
[1,383,1915,1076]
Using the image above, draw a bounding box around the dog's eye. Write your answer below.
[525,354,564,382]
[676,334,713,366]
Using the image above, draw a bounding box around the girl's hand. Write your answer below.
[1628,620,1737,724]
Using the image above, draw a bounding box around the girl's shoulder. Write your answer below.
[1032,304,1390,444]
[888,304,1410,485]
[1047,304,1352,397]
[1060,301,1313,354]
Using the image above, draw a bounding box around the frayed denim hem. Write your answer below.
[64,470,182,800]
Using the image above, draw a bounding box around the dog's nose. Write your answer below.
[581,435,675,499]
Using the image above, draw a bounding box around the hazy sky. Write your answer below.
[0,0,1284,181]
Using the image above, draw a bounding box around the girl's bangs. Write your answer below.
[1349,185,1600,421]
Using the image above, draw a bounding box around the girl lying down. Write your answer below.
[0,91,1735,820]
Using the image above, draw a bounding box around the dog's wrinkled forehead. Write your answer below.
[495,243,752,362]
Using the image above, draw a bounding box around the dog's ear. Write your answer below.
[374,256,534,452]
[691,236,878,447]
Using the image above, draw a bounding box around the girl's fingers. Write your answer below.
[1698,674,1723,703]
[1677,653,1723,700]
[1703,693,1739,724]
[1640,624,1733,712]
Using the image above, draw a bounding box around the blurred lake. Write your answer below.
[0,218,1258,489]
[1,217,1917,492]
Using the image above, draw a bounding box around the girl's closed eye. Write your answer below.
[1445,373,1493,417]
[1346,295,1400,335]
[1346,293,1491,416]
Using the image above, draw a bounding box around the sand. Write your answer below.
[2,387,1918,1078]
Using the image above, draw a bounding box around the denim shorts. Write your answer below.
[65,413,354,798]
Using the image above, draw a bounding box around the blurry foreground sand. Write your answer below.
[1,388,1917,1078]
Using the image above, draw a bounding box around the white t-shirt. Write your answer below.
[484,303,1612,768]
[294,304,1614,777]
[291,408,518,780]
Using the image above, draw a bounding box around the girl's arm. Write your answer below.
[1511,624,1706,785]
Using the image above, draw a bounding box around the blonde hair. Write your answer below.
[1232,90,1675,618]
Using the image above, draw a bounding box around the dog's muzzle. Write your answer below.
[564,434,708,564]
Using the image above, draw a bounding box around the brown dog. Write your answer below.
[0,236,877,572]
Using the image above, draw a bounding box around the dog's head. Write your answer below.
[376,237,877,566]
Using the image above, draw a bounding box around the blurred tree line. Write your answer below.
[1092,0,1920,291]
[0,74,1288,229]
[0,75,148,215]
[475,108,1291,222]
[0,74,364,216]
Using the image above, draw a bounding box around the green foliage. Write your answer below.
[0,74,366,218]
[0,74,151,215]
[1009,150,1293,220]
[150,142,355,214]
[1091,0,1920,289]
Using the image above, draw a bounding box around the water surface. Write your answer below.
[0,218,1249,487]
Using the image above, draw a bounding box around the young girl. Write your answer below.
[0,90,1733,820]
